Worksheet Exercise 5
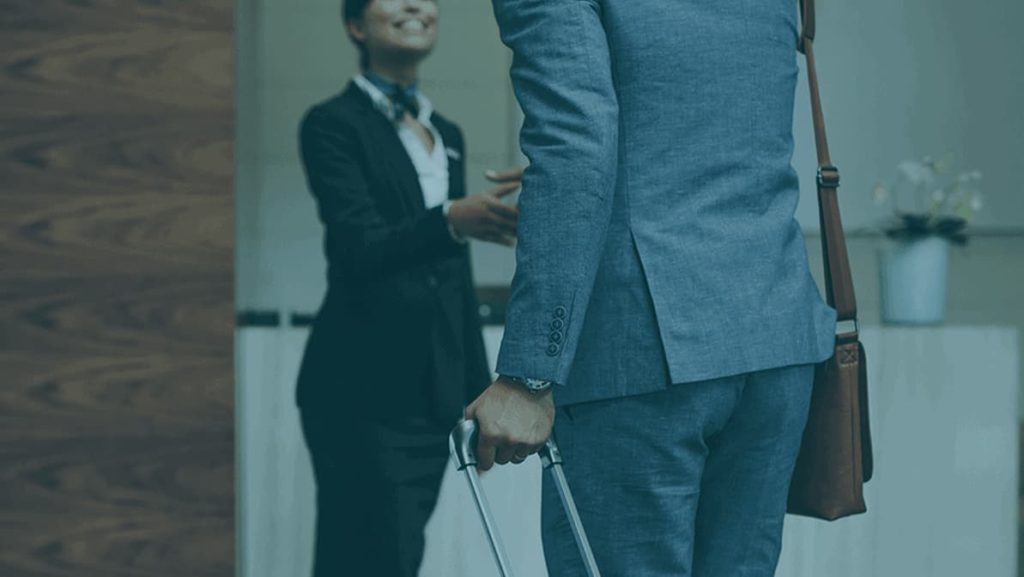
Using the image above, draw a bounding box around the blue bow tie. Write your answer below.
[364,72,420,121]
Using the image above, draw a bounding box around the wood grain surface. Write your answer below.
[1,1,234,576]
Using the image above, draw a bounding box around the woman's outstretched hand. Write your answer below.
[446,167,525,246]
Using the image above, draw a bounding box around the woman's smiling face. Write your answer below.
[348,0,439,66]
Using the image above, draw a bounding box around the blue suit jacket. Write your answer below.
[492,0,837,406]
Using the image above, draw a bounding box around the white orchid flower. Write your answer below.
[872,182,890,205]
[958,170,983,184]
[898,159,935,186]
[969,193,984,212]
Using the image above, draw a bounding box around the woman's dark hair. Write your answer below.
[342,0,372,70]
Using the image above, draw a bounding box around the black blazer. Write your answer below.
[295,82,491,423]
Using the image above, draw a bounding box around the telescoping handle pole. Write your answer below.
[449,419,516,577]
[449,419,603,577]
[539,438,602,577]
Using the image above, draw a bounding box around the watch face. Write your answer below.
[524,378,551,390]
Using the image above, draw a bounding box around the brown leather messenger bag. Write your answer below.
[786,0,875,521]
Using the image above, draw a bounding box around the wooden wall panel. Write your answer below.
[0,1,234,576]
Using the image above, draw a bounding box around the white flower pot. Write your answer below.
[878,236,951,325]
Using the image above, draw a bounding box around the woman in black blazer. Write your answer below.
[295,1,520,575]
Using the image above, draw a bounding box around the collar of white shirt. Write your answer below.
[353,74,435,126]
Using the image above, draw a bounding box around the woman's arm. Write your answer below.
[298,106,464,281]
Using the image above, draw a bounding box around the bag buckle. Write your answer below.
[817,165,841,189]
[836,319,859,337]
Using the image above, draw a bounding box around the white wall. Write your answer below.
[793,0,1024,232]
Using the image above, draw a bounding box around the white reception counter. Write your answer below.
[237,325,1019,577]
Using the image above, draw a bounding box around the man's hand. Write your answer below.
[465,376,555,471]
[447,168,524,247]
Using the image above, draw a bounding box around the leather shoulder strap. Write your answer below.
[800,0,858,324]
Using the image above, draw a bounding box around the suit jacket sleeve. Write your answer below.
[298,106,465,281]
[491,0,619,386]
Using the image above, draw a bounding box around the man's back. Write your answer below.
[473,3,842,575]
[494,0,836,404]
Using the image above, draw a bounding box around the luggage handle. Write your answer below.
[449,419,602,577]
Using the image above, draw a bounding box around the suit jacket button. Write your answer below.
[550,318,564,330]
[553,306,566,319]
[549,331,562,343]
[546,343,559,356]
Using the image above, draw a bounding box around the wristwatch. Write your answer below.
[502,375,554,394]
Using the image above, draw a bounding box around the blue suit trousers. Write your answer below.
[542,364,814,577]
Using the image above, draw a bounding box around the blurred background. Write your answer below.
[1,0,1021,575]
[234,0,1022,575]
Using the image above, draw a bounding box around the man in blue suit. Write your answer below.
[466,0,838,575]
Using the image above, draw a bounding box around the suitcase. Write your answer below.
[448,419,602,577]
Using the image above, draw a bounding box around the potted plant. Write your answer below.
[872,156,983,325]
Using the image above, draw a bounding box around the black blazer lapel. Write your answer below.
[433,115,466,201]
[342,83,426,215]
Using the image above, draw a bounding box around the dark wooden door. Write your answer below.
[0,2,235,576]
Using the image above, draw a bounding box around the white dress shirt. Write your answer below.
[353,74,464,242]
